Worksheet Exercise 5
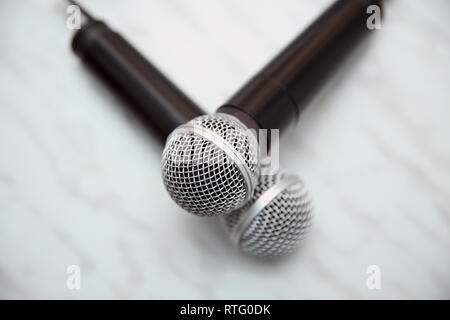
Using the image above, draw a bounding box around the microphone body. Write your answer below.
[72,20,204,142]
[218,0,382,134]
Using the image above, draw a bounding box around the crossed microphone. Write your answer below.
[69,0,383,258]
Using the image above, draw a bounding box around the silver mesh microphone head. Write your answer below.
[221,171,313,258]
[161,113,260,216]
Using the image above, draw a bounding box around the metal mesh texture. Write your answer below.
[222,172,313,258]
[161,113,259,216]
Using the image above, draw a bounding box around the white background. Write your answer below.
[0,0,449,299]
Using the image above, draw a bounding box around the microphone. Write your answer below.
[162,0,383,216]
[221,171,313,258]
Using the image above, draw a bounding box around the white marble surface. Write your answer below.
[0,0,449,299]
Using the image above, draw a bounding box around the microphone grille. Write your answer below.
[221,172,313,258]
[162,114,259,216]
[189,114,259,175]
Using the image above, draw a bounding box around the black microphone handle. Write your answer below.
[72,20,204,144]
[218,0,383,133]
